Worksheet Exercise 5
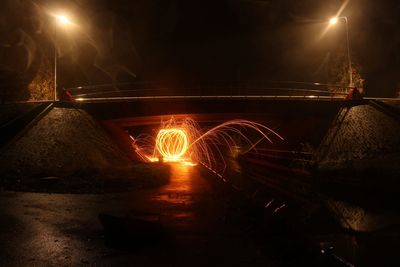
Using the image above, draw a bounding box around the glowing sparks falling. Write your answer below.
[130,118,283,176]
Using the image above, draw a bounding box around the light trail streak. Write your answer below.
[130,117,283,176]
[155,128,189,161]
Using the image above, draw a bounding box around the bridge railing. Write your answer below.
[67,81,349,99]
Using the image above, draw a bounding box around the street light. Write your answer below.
[329,16,353,88]
[329,17,339,25]
[56,15,71,25]
[53,14,72,101]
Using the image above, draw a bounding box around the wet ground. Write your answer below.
[0,163,301,266]
[2,101,399,266]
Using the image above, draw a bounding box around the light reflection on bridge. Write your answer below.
[73,94,347,103]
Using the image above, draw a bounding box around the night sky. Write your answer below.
[1,0,400,97]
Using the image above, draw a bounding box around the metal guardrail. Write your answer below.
[369,99,400,122]
[70,87,341,97]
[66,81,349,99]
[71,95,347,103]
[0,103,54,152]
[2,95,346,104]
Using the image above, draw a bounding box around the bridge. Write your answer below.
[3,82,399,155]
[1,84,400,266]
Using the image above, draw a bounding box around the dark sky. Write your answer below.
[1,0,400,96]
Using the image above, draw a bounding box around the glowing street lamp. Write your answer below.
[329,16,353,88]
[56,15,72,26]
[329,17,339,25]
[53,14,72,101]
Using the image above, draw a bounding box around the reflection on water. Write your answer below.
[153,163,196,204]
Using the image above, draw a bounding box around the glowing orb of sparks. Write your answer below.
[155,128,189,161]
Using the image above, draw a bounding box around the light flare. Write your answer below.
[329,17,338,25]
[55,14,72,25]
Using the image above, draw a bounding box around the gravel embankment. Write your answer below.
[0,107,169,193]
[318,104,400,172]
[316,103,400,207]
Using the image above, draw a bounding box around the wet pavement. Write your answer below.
[0,163,282,266]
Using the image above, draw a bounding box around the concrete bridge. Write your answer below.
[71,95,349,120]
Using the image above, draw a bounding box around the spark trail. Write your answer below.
[130,117,283,176]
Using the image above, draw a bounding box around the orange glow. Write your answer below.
[130,117,283,176]
[329,17,338,25]
[155,128,189,161]
[55,15,72,25]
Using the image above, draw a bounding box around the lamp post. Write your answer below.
[329,16,353,88]
[53,15,71,101]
